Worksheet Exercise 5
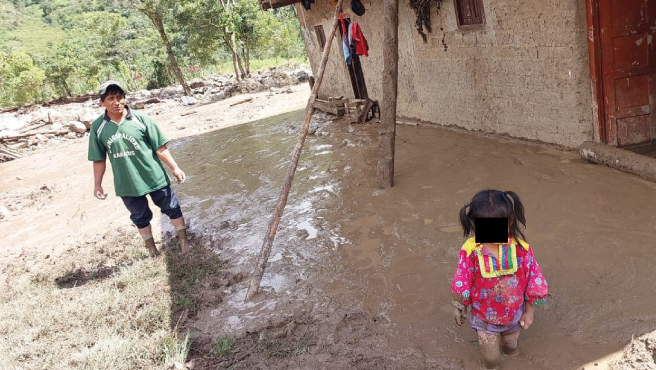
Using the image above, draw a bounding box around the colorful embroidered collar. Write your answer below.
[460,237,530,278]
[476,243,518,278]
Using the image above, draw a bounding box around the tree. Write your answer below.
[124,0,192,95]
[44,41,83,97]
[177,0,245,80]
[0,51,46,106]
[177,0,277,80]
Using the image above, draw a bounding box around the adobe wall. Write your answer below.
[295,0,594,148]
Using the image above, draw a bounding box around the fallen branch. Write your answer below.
[19,121,49,133]
[180,110,197,117]
[1,130,68,142]
[0,147,21,159]
[0,93,96,114]
[245,0,345,301]
[229,97,253,107]
[133,98,161,109]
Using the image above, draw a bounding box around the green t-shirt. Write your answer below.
[88,106,171,197]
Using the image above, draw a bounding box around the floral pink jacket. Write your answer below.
[451,237,548,325]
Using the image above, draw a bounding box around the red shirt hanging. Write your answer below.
[349,22,369,57]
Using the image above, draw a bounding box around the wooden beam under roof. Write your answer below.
[259,0,301,10]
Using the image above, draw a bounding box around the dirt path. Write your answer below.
[2,87,656,369]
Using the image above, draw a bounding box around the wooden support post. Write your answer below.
[377,0,399,188]
[245,0,345,301]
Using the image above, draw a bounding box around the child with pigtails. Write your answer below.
[451,189,548,369]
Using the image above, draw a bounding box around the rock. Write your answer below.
[132,98,161,109]
[212,76,230,84]
[190,80,205,89]
[51,123,64,131]
[0,206,10,220]
[34,134,45,141]
[67,132,78,139]
[210,92,226,102]
[0,115,24,131]
[238,78,266,93]
[180,96,198,106]
[127,89,152,102]
[293,67,311,83]
[33,107,62,124]
[77,107,97,128]
[68,121,88,134]
[159,85,184,98]
[0,130,19,139]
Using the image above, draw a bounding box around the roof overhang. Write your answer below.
[259,0,301,10]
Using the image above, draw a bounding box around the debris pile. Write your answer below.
[0,65,313,162]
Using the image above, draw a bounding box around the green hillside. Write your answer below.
[0,0,113,53]
[0,0,306,108]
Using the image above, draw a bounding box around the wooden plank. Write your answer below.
[313,100,345,116]
[259,0,300,10]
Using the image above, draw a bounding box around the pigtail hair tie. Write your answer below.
[503,191,514,209]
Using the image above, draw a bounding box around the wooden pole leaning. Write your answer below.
[245,0,345,300]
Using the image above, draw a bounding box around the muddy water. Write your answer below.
[170,110,656,369]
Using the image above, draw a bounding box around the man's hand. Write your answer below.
[452,301,467,327]
[173,168,186,184]
[519,304,535,330]
[94,185,107,200]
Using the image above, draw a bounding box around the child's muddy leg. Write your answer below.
[477,331,501,369]
[501,330,520,356]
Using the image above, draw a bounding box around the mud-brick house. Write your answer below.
[261,0,656,150]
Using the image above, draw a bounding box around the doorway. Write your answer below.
[339,16,369,100]
[588,0,656,148]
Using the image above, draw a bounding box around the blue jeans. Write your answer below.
[121,185,183,229]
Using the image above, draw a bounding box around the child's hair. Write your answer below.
[100,85,125,102]
[459,189,527,244]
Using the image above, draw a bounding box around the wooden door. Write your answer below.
[600,0,656,147]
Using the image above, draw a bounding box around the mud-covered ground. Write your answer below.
[2,83,656,369]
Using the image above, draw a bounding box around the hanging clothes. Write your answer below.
[339,14,352,65]
[348,22,369,57]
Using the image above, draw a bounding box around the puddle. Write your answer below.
[166,109,656,369]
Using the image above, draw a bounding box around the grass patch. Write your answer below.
[160,331,192,368]
[210,337,234,357]
[0,227,213,370]
[165,243,223,319]
[258,332,317,358]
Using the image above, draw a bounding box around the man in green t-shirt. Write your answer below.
[88,80,191,256]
